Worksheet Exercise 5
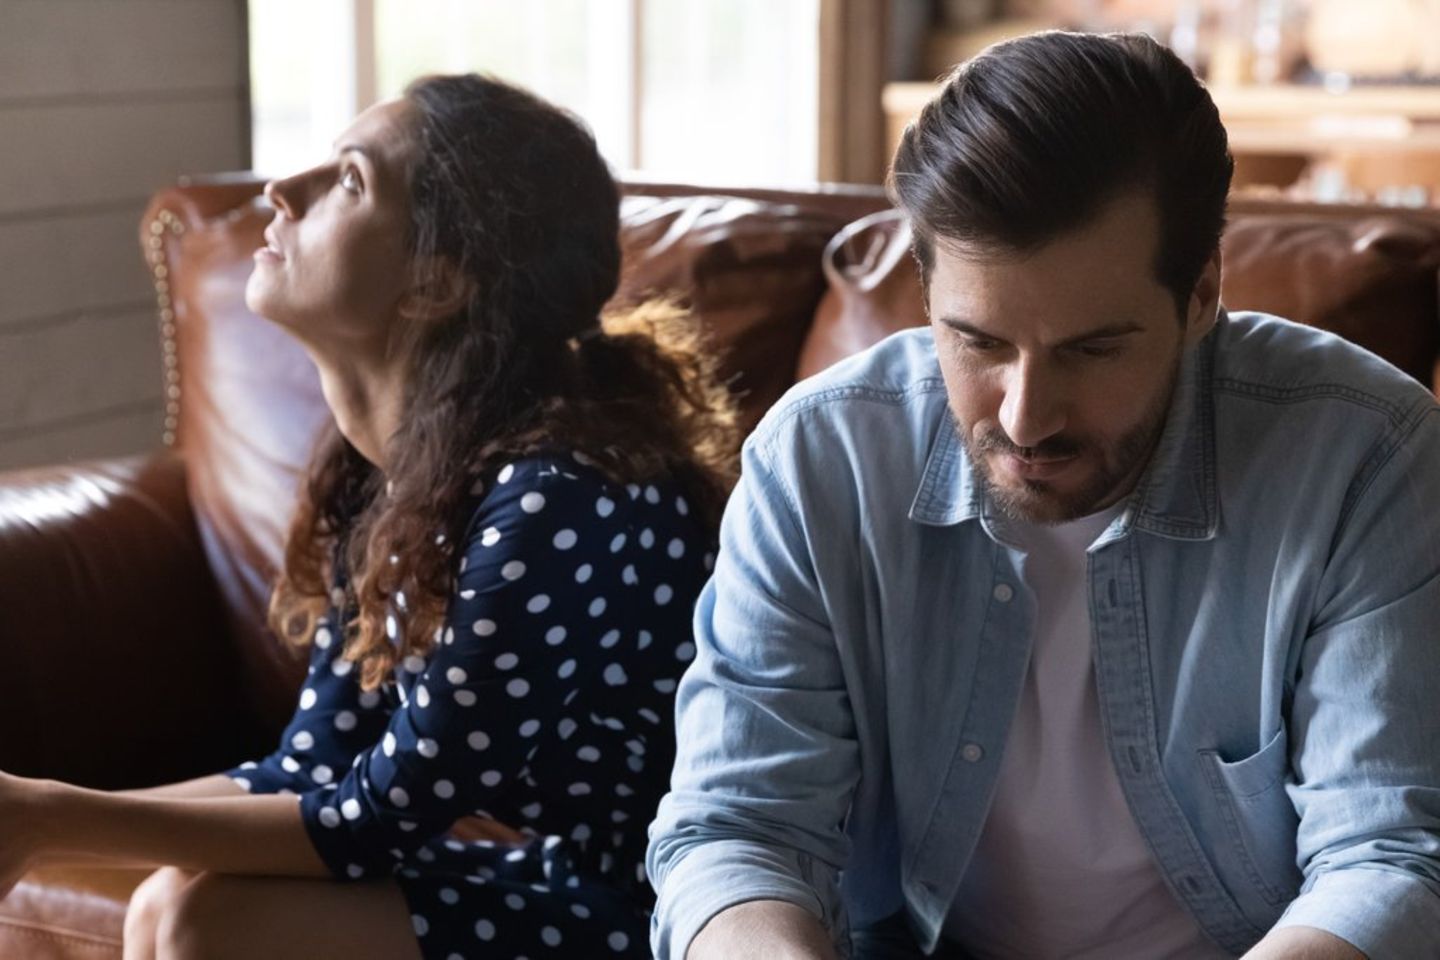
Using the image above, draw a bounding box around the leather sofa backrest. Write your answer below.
[140,177,863,722]
[141,177,1440,724]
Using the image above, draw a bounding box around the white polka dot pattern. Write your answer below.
[230,454,706,957]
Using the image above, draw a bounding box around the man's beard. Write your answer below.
[962,362,1180,525]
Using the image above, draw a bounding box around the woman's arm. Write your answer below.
[18,774,250,872]
[3,770,327,898]
[117,773,249,800]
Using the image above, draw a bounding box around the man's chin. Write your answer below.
[986,476,1111,525]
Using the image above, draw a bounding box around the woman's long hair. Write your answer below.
[268,74,742,690]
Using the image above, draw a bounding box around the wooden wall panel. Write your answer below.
[0,209,154,324]
[0,100,245,217]
[0,309,163,430]
[0,0,247,471]
[0,0,244,102]
[0,402,164,472]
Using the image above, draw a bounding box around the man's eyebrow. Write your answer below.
[936,316,1144,345]
[936,317,996,338]
[1054,322,1144,346]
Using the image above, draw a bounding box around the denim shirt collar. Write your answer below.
[907,314,1221,542]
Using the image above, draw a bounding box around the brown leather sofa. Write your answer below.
[2,176,1439,958]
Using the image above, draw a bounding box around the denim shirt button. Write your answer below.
[992,583,1014,603]
[961,742,984,763]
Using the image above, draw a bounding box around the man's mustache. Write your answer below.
[971,428,1083,461]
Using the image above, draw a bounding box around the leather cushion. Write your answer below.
[146,185,326,733]
[0,453,255,787]
[1221,214,1440,389]
[614,193,844,431]
[797,209,923,381]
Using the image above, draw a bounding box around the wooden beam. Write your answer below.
[818,0,889,184]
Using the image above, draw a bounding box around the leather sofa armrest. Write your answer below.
[0,452,268,788]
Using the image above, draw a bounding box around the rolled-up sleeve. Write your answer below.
[1276,408,1440,958]
[648,433,859,959]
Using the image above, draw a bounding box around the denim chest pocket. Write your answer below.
[1197,726,1303,907]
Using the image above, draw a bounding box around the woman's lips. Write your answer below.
[255,228,285,263]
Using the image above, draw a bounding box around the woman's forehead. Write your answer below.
[336,98,418,179]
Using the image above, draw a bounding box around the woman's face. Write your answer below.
[245,98,417,351]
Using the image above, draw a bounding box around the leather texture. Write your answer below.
[0,453,256,787]
[5,175,1440,956]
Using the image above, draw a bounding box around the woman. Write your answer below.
[0,74,739,959]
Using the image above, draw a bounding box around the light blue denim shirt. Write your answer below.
[647,311,1440,959]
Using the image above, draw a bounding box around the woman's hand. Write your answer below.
[0,771,47,901]
[447,814,527,846]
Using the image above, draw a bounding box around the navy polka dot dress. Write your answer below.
[226,452,713,958]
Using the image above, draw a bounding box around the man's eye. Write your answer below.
[962,336,1001,352]
[340,167,361,193]
[1076,342,1122,358]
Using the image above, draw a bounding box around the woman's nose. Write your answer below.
[264,170,311,219]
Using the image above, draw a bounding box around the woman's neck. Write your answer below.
[311,351,407,471]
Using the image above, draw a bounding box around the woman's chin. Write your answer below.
[243,281,296,330]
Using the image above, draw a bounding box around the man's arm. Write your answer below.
[1243,926,1364,960]
[1269,406,1440,956]
[689,900,840,960]
[648,433,859,959]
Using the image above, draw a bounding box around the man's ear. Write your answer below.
[1184,246,1223,346]
[398,257,476,324]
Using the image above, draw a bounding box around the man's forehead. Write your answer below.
[926,194,1169,317]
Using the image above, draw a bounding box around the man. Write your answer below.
[647,31,1440,960]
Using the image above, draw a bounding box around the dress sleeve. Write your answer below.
[296,460,625,880]
[225,605,391,796]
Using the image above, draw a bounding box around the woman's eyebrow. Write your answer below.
[336,144,374,164]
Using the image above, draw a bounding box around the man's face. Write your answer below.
[927,190,1219,525]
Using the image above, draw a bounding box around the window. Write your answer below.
[249,0,820,183]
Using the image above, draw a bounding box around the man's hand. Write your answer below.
[688,899,839,960]
[1242,925,1366,959]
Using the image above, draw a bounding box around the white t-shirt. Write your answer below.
[945,505,1231,959]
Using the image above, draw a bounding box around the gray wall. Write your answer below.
[0,0,249,471]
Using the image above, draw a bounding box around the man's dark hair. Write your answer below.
[888,31,1233,315]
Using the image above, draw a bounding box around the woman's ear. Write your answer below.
[398,257,476,324]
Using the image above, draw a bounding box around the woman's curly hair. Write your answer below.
[268,74,741,690]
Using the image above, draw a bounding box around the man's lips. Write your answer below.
[997,451,1079,481]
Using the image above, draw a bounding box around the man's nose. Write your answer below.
[998,358,1067,450]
